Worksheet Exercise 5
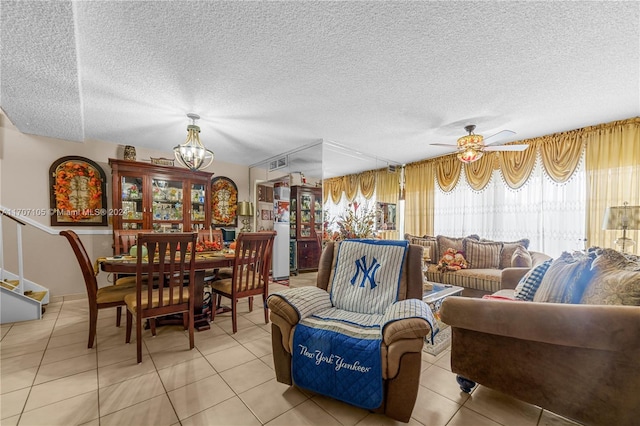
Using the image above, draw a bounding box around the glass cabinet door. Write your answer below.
[190,182,207,230]
[299,193,312,238]
[120,175,144,230]
[314,197,323,237]
[151,178,184,232]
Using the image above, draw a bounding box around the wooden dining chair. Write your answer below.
[124,232,197,363]
[112,229,154,325]
[210,231,276,333]
[60,230,142,349]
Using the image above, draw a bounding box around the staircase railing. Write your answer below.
[0,209,26,292]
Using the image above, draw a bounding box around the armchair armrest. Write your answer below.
[440,296,640,352]
[382,299,437,345]
[267,286,332,326]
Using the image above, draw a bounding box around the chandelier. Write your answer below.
[173,113,214,171]
[456,126,484,164]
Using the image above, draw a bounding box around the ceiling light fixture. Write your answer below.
[173,113,214,171]
[456,125,484,164]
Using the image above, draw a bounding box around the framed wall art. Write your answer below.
[211,176,238,227]
[49,156,108,226]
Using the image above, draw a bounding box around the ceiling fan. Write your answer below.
[431,125,528,163]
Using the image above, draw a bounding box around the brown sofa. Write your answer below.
[268,241,432,422]
[440,248,640,426]
[405,233,550,295]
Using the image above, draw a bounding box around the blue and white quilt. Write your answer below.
[284,239,436,409]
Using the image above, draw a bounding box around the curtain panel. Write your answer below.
[405,160,435,237]
[375,169,399,204]
[585,117,640,253]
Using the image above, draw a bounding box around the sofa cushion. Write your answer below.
[464,239,502,269]
[514,259,553,301]
[533,251,595,303]
[404,233,437,263]
[511,245,533,268]
[580,248,640,306]
[440,268,502,293]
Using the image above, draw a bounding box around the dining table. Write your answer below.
[99,251,234,331]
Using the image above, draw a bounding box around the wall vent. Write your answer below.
[387,165,397,173]
[269,156,288,171]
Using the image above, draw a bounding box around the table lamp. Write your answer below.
[238,201,255,232]
[602,202,640,253]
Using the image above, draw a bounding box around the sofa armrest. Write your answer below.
[440,296,640,352]
[500,267,530,289]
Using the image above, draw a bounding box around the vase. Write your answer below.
[124,145,136,161]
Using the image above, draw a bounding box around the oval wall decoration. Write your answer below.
[211,176,238,227]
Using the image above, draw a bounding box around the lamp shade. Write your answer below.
[602,205,640,230]
[238,201,254,216]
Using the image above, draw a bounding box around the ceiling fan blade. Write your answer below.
[484,144,529,152]
[429,143,458,147]
[484,130,516,146]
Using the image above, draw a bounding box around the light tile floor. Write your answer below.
[1,273,582,426]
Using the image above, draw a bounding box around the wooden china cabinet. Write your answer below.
[109,159,213,233]
[290,186,323,272]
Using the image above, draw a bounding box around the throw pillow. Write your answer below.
[436,248,469,272]
[533,251,596,304]
[499,239,531,269]
[514,259,553,301]
[511,245,533,268]
[581,248,640,306]
[464,239,502,269]
[405,233,437,263]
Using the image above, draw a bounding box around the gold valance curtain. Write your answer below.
[465,154,497,191]
[435,156,462,191]
[323,170,378,204]
[498,143,538,189]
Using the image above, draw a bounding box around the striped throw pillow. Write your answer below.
[514,259,553,301]
[464,239,502,269]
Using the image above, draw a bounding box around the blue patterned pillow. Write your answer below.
[514,259,553,301]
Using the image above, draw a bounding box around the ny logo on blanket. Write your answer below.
[351,255,380,289]
[331,239,408,315]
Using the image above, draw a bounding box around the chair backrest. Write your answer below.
[229,231,276,296]
[114,229,154,255]
[136,232,198,318]
[60,230,98,303]
[317,241,424,302]
[197,229,224,246]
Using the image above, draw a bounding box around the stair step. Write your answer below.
[24,290,48,302]
[1,280,19,290]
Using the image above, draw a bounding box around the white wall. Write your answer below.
[0,111,249,298]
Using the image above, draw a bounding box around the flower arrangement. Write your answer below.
[324,202,377,241]
[212,178,238,224]
[54,161,103,221]
[191,240,222,252]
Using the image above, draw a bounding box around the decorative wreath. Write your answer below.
[54,161,103,221]
[211,178,237,225]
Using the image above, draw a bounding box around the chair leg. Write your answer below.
[125,310,132,343]
[232,298,238,333]
[248,296,253,312]
[88,306,98,349]
[188,312,194,350]
[150,319,157,336]
[182,312,188,330]
[211,292,217,321]
[262,293,269,325]
[136,314,143,364]
[116,306,122,327]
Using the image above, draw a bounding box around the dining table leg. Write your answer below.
[193,270,210,331]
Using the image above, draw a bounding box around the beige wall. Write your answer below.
[0,111,249,298]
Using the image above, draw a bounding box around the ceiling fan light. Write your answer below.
[457,133,484,148]
[457,147,483,164]
[173,113,214,171]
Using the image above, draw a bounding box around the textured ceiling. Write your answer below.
[2,1,638,177]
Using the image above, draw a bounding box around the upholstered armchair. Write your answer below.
[267,240,436,422]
